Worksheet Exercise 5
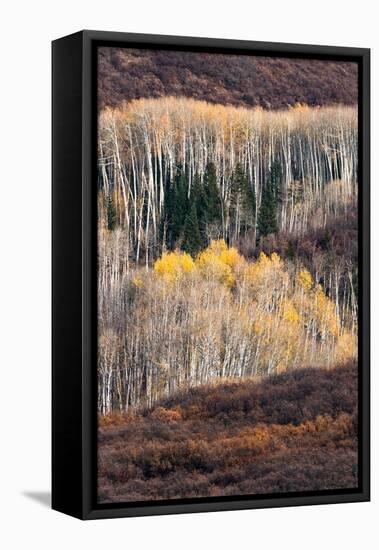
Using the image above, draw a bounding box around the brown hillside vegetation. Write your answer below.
[98,362,358,503]
[99,48,358,109]
[98,47,358,110]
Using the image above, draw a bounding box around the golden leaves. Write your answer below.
[196,240,243,288]
[247,252,283,282]
[335,332,358,364]
[154,250,195,282]
[148,241,355,372]
[298,269,313,291]
[197,248,235,288]
[314,284,339,338]
[154,240,245,288]
[281,299,300,324]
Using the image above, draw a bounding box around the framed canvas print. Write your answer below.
[52,30,370,519]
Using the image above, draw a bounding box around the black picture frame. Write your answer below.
[52,30,370,520]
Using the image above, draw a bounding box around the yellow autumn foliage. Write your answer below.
[196,248,235,288]
[298,269,313,291]
[147,241,356,372]
[281,299,300,324]
[314,285,339,337]
[220,246,245,270]
[335,332,357,364]
[206,239,228,255]
[247,252,283,282]
[195,240,244,288]
[154,250,195,282]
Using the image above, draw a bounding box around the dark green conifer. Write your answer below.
[230,163,256,237]
[244,176,256,217]
[203,162,222,223]
[257,161,282,237]
[165,167,189,245]
[105,192,117,231]
[182,203,202,256]
[191,173,208,247]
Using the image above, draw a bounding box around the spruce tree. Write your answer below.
[162,179,174,247]
[203,162,222,223]
[286,239,296,260]
[105,192,117,231]
[268,160,282,202]
[182,203,202,256]
[230,163,256,237]
[191,173,208,247]
[257,161,282,237]
[244,175,256,217]
[231,163,256,214]
[230,163,243,208]
[166,168,189,245]
[159,183,170,251]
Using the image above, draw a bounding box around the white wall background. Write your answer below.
[1,0,376,547]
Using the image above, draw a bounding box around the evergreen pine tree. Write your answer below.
[269,160,282,202]
[182,203,202,256]
[230,163,256,237]
[166,168,189,245]
[244,175,256,216]
[203,162,222,223]
[161,175,174,248]
[105,192,117,231]
[159,179,170,251]
[230,163,243,208]
[191,172,208,247]
[257,161,282,237]
[231,163,256,213]
[286,239,296,260]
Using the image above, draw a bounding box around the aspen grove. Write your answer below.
[97,97,358,414]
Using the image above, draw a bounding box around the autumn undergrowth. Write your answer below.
[98,361,358,503]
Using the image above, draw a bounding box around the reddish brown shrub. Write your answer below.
[98,363,358,503]
[150,406,183,423]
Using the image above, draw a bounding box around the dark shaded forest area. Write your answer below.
[98,47,358,110]
[98,362,357,502]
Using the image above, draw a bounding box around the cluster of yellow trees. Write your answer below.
[98,240,356,413]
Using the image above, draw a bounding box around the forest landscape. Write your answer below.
[96,48,359,504]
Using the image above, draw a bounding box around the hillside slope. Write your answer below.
[98,363,358,503]
[98,47,358,110]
